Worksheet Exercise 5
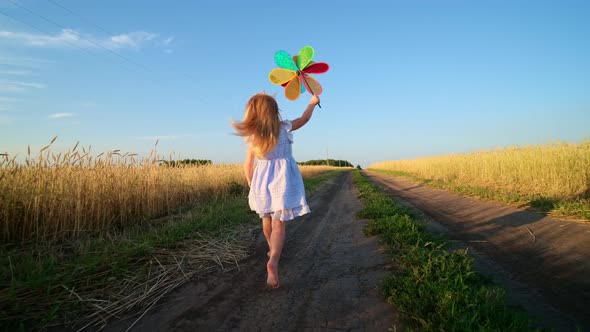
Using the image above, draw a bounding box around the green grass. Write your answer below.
[353,170,543,331]
[304,169,346,194]
[368,168,590,221]
[1,171,343,331]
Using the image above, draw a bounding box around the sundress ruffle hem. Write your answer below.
[258,204,311,221]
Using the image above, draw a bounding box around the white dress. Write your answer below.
[248,120,310,221]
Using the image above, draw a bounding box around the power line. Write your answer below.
[0,9,146,77]
[42,0,201,84]
[3,1,202,94]
[0,9,101,58]
[45,0,114,36]
[7,0,152,73]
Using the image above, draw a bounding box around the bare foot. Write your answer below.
[266,260,279,289]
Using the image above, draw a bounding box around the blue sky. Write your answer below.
[1,0,589,167]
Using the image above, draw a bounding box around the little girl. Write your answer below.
[233,92,320,288]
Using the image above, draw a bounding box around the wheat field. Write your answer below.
[0,139,336,243]
[369,140,590,201]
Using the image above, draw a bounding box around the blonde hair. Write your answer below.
[232,93,281,157]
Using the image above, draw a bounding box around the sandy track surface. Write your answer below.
[364,170,590,331]
[102,171,398,332]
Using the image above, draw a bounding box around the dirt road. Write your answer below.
[364,170,590,332]
[103,171,399,332]
[95,170,590,332]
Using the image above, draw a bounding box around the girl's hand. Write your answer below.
[310,95,320,106]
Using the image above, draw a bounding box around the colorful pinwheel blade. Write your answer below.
[269,68,297,85]
[297,46,314,70]
[274,50,297,71]
[301,74,323,95]
[281,78,301,93]
[284,77,301,101]
[303,62,329,74]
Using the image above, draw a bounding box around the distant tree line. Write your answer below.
[298,159,353,167]
[160,159,212,167]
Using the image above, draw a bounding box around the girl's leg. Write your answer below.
[262,216,272,254]
[267,219,285,288]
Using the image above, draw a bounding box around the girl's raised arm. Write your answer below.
[291,95,320,131]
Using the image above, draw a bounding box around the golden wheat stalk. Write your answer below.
[369,140,590,200]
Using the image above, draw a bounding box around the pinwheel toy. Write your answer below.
[269,46,329,107]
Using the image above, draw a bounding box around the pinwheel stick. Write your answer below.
[298,70,322,108]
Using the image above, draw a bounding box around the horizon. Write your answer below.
[1,1,589,168]
[4,135,587,169]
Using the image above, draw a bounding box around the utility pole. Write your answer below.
[326,147,329,166]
